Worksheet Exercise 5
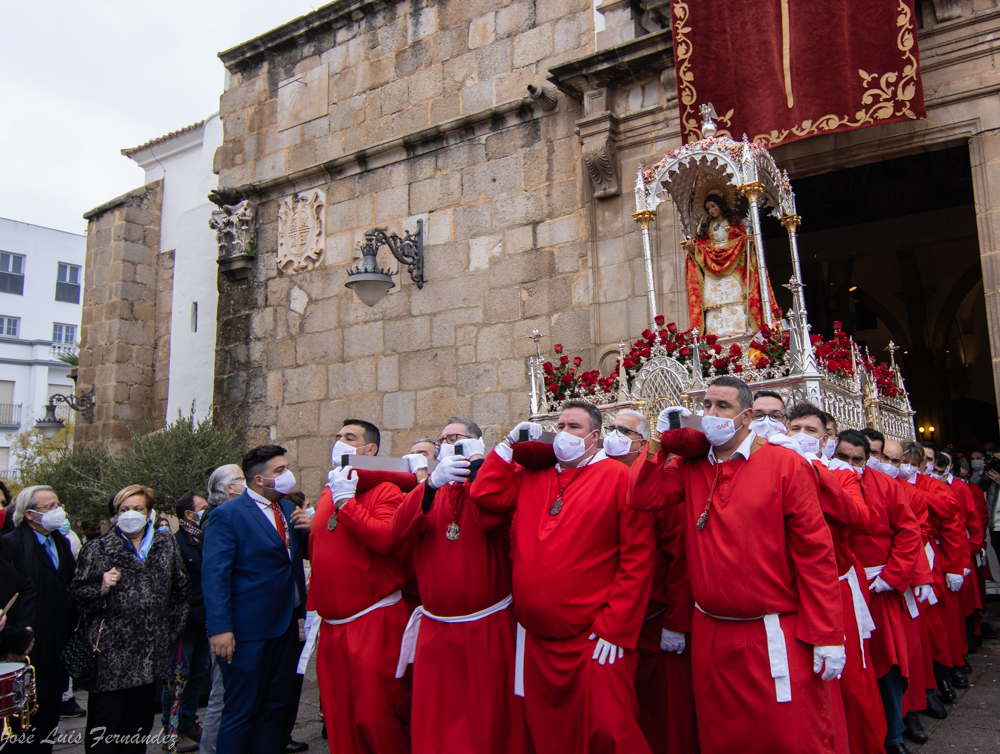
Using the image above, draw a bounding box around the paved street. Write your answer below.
[35,634,1000,753]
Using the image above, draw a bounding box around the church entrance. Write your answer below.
[761,144,994,451]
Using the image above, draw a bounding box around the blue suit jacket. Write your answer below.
[201,492,308,642]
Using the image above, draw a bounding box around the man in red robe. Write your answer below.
[606,409,699,754]
[390,417,531,754]
[630,376,845,754]
[780,404,886,754]
[835,430,921,754]
[309,419,411,753]
[471,400,656,754]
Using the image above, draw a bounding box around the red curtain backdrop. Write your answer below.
[670,0,926,148]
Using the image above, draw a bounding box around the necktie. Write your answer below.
[269,502,287,547]
[42,535,59,569]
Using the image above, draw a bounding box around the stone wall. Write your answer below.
[78,183,166,451]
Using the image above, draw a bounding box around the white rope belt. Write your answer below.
[395,594,513,679]
[925,542,936,572]
[840,566,876,668]
[696,603,791,703]
[865,566,920,619]
[297,590,403,674]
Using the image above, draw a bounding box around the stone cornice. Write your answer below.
[547,30,674,100]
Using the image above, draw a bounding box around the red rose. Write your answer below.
[679,346,691,357]
[700,351,710,361]
[667,322,678,332]
[554,344,563,353]
[543,362,554,375]
[665,341,677,353]
[713,358,727,370]
[573,356,582,366]
[832,321,842,331]
[675,333,686,345]
[733,363,743,373]
[654,315,665,326]
[760,323,772,337]
[561,374,572,385]
[642,329,654,341]
[758,356,770,367]
[712,344,722,353]
[705,334,718,345]
[641,347,651,359]
[559,355,569,365]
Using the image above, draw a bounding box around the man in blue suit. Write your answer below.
[202,444,311,754]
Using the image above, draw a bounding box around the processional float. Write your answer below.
[526,106,916,442]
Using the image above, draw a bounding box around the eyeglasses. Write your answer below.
[34,502,62,514]
[608,425,642,439]
[752,411,786,422]
[436,433,472,447]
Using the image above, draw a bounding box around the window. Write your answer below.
[52,323,76,344]
[0,252,24,296]
[55,263,81,304]
[0,316,18,337]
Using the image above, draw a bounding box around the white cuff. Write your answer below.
[494,442,513,464]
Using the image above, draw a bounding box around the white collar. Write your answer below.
[708,430,757,465]
[246,487,274,508]
[556,450,607,474]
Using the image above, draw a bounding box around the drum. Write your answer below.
[0,661,35,735]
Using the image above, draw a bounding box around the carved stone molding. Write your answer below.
[577,96,622,200]
[277,189,325,274]
[210,199,257,281]
[931,0,963,22]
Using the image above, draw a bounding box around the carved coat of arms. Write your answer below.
[277,189,325,273]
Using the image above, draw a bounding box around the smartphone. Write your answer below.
[341,454,350,468]
[455,442,464,456]
[519,428,529,443]
[668,411,682,431]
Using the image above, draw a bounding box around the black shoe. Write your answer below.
[937,676,958,703]
[982,620,996,640]
[950,668,970,688]
[885,743,912,754]
[903,711,928,744]
[60,697,86,718]
[282,741,308,753]
[923,693,948,719]
[960,659,973,674]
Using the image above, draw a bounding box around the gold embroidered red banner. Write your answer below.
[671,0,926,147]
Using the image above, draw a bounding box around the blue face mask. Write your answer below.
[196,509,204,521]
[58,520,71,536]
[158,524,170,532]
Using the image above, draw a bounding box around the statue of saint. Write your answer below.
[683,193,781,337]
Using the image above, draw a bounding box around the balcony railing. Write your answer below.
[50,344,78,361]
[0,403,22,427]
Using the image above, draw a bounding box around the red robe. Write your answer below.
[308,482,411,753]
[851,470,921,681]
[948,476,984,621]
[390,478,532,754]
[915,474,969,666]
[632,459,699,754]
[812,461,886,754]
[629,441,843,754]
[968,480,990,622]
[471,451,656,754]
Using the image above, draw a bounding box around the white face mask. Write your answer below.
[866,455,880,469]
[788,432,821,457]
[331,440,358,466]
[267,469,296,494]
[702,409,748,448]
[603,430,635,458]
[35,507,67,532]
[898,463,917,481]
[822,438,836,459]
[852,464,865,477]
[117,510,148,535]
[553,431,592,463]
[749,417,787,440]
[879,462,899,478]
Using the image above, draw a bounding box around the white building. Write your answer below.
[122,114,224,424]
[0,218,85,475]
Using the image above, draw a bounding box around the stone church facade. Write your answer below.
[79,0,1000,499]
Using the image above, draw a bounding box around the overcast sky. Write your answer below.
[1,0,321,236]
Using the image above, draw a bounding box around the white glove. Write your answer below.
[328,466,358,504]
[869,576,893,593]
[656,406,692,434]
[914,584,934,602]
[429,454,470,489]
[813,644,846,681]
[402,453,428,474]
[589,632,624,666]
[964,567,971,576]
[507,421,543,444]
[660,629,685,654]
[827,457,853,474]
[946,573,965,592]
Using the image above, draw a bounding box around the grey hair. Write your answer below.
[207,464,242,505]
[613,409,650,441]
[443,416,482,439]
[13,485,55,527]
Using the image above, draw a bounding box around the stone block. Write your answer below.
[431,96,462,124]
[283,364,327,403]
[289,142,318,173]
[408,67,444,103]
[556,241,586,274]
[384,315,431,353]
[377,354,399,392]
[423,240,469,282]
[267,372,282,406]
[513,318,551,356]
[383,391,415,429]
[399,348,457,390]
[343,320,384,357]
[319,400,350,435]
[256,153,287,182]
[458,362,497,394]
[477,323,515,360]
[484,287,521,322]
[469,12,496,49]
[492,191,545,228]
[376,185,409,223]
[495,67,537,104]
[536,215,581,247]
[485,121,541,161]
[512,24,554,69]
[461,81,494,115]
[342,356,377,396]
[407,6,437,43]
[296,330,343,364]
[498,358,528,390]
[554,11,590,54]
[380,78,409,116]
[436,143,486,172]
[469,234,503,271]
[472,393,508,425]
[477,39,511,80]
[277,401,320,438]
[416,387,471,423]
[392,104,431,138]
[489,249,553,288]
[428,209,454,245]
[497,2,532,37]
[357,56,395,93]
[410,173,462,215]
[523,276,573,318]
[462,155,519,202]
[431,307,482,347]
[411,274,488,315]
